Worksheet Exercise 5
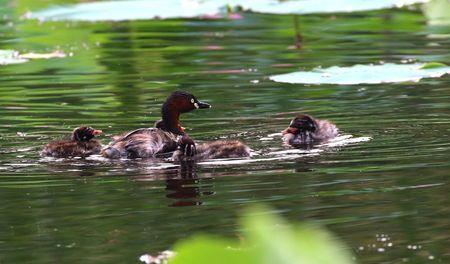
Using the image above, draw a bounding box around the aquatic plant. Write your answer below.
[142,205,354,264]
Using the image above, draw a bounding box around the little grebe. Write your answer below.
[282,114,338,146]
[172,139,251,161]
[41,126,103,158]
[101,91,211,159]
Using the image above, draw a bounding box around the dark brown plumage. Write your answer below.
[101,91,211,159]
[172,139,251,162]
[282,114,338,146]
[101,128,178,159]
[40,126,103,158]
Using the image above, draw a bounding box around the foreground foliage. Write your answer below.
[169,205,354,264]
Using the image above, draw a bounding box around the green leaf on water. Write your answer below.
[0,49,66,66]
[270,63,450,85]
[419,62,448,69]
[0,50,27,65]
[423,0,450,25]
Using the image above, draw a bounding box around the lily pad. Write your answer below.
[0,50,66,66]
[19,51,66,60]
[240,0,429,15]
[27,0,225,21]
[419,62,448,69]
[423,0,450,25]
[269,63,450,85]
[0,50,28,65]
[28,0,429,22]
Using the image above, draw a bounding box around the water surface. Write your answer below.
[0,2,449,263]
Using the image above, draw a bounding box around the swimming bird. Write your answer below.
[101,91,211,159]
[282,114,338,146]
[41,126,103,158]
[171,139,251,162]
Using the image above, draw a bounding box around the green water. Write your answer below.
[0,1,449,263]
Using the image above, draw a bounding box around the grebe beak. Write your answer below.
[92,129,103,135]
[196,101,211,109]
[282,127,298,135]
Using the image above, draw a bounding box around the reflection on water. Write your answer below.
[0,1,449,263]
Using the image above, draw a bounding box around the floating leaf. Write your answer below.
[27,0,225,21]
[270,63,450,85]
[239,0,429,15]
[20,51,66,60]
[419,62,448,69]
[423,0,450,25]
[0,50,66,66]
[28,0,429,22]
[0,50,28,65]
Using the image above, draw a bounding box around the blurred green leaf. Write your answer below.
[241,205,354,264]
[170,235,251,264]
[169,205,354,264]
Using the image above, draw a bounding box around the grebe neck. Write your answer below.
[161,102,184,135]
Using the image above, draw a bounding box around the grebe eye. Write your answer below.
[191,99,195,103]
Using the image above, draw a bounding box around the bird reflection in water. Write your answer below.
[165,161,214,207]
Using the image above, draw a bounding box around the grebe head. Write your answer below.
[282,114,316,135]
[72,126,102,142]
[164,91,211,113]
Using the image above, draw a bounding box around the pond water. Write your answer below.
[0,1,449,263]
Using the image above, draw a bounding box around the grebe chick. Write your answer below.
[41,126,103,158]
[282,114,338,146]
[101,91,211,159]
[172,139,251,162]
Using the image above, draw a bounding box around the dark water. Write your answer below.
[0,2,449,263]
